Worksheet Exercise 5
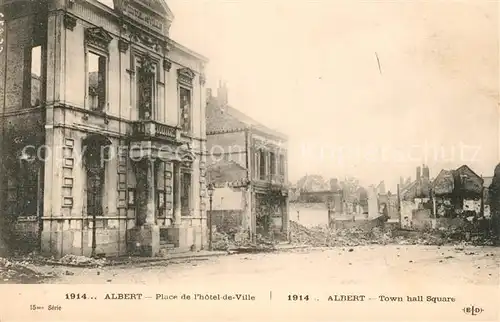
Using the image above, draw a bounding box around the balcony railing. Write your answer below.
[131,120,179,141]
[256,173,286,185]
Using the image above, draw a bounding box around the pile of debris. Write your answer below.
[290,221,380,247]
[0,257,54,283]
[57,254,107,267]
[211,231,277,253]
[289,220,493,247]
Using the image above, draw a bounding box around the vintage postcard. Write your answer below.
[0,0,498,321]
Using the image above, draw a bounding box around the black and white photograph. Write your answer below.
[0,0,498,321]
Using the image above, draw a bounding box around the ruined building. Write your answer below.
[206,83,290,240]
[0,0,209,257]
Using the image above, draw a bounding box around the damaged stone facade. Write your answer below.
[0,0,209,258]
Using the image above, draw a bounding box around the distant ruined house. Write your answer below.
[433,165,484,218]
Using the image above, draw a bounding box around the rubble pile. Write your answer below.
[211,231,277,252]
[58,254,107,267]
[0,257,53,283]
[211,232,232,251]
[290,222,377,247]
[289,220,494,247]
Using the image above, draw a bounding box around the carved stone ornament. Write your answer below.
[118,39,129,53]
[199,73,206,86]
[139,54,155,75]
[177,67,195,87]
[163,59,172,72]
[128,27,163,53]
[64,14,77,31]
[85,27,113,51]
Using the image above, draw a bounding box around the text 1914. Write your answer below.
[288,294,309,301]
[65,293,87,300]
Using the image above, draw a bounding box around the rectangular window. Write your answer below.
[179,87,192,132]
[254,150,259,179]
[157,190,165,216]
[24,45,42,108]
[269,152,276,176]
[279,155,285,176]
[181,171,191,215]
[88,52,106,111]
[128,188,136,207]
[259,150,266,180]
[137,64,154,119]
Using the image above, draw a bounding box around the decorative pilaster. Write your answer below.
[117,149,128,217]
[173,161,182,225]
[61,138,75,213]
[164,162,173,217]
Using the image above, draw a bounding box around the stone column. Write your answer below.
[173,161,182,226]
[145,158,156,225]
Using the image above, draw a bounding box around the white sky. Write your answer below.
[167,0,499,190]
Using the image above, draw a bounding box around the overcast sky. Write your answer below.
[97,1,498,190]
[166,0,499,190]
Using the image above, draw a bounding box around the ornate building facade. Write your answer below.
[0,0,209,257]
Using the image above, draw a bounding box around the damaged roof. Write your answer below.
[206,101,287,140]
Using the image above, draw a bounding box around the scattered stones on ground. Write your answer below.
[58,254,106,267]
[0,257,53,283]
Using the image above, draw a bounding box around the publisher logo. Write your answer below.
[463,305,484,316]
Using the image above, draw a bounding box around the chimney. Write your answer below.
[399,176,404,187]
[423,165,430,179]
[416,166,421,182]
[217,80,228,106]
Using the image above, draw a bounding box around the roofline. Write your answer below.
[250,125,288,141]
[207,128,246,136]
[169,39,209,63]
[456,164,484,182]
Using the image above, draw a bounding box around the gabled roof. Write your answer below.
[432,169,455,195]
[206,100,287,140]
[206,103,247,133]
[433,165,484,196]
